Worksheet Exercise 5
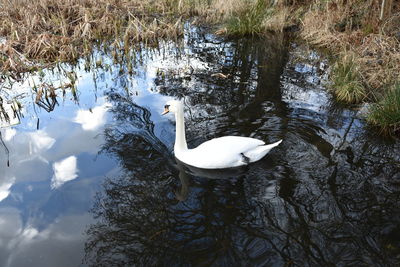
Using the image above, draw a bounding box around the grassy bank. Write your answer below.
[300,0,400,135]
[0,0,399,135]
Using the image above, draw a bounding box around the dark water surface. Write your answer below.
[0,26,400,266]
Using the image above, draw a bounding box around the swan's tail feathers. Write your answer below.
[265,139,283,149]
[244,139,283,163]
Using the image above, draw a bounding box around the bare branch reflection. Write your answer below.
[84,92,258,266]
[84,27,400,266]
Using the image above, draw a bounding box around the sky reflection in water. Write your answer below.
[0,26,399,266]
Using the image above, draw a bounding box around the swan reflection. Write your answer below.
[176,157,248,180]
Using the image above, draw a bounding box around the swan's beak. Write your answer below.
[161,106,170,115]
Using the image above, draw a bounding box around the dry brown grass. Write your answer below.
[0,0,271,73]
[1,0,291,74]
[1,0,399,95]
[262,5,299,32]
[300,0,400,133]
[355,34,400,91]
[1,0,399,134]
[301,0,400,94]
[0,0,189,73]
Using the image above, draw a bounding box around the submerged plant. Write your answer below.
[332,54,366,103]
[367,83,400,135]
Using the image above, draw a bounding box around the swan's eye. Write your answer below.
[164,105,170,109]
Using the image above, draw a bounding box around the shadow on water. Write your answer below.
[83,28,400,266]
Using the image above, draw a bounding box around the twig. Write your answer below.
[0,130,10,167]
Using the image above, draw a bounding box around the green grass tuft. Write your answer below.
[226,0,270,36]
[367,83,400,135]
[332,54,366,103]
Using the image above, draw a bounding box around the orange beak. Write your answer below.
[161,107,169,115]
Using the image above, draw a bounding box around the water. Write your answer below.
[0,26,399,266]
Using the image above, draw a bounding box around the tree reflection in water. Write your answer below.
[85,98,400,266]
[84,28,400,266]
[84,93,256,266]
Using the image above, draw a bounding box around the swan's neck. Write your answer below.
[175,109,188,152]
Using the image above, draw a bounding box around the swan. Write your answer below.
[162,100,282,169]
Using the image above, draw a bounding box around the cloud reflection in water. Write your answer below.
[0,178,14,202]
[51,156,78,189]
[74,103,109,131]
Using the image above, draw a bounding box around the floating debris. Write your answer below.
[211,72,231,79]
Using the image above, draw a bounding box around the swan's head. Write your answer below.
[162,100,183,115]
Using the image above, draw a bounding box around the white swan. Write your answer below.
[162,100,282,169]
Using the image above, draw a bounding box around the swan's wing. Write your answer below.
[195,136,265,153]
[179,136,265,169]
